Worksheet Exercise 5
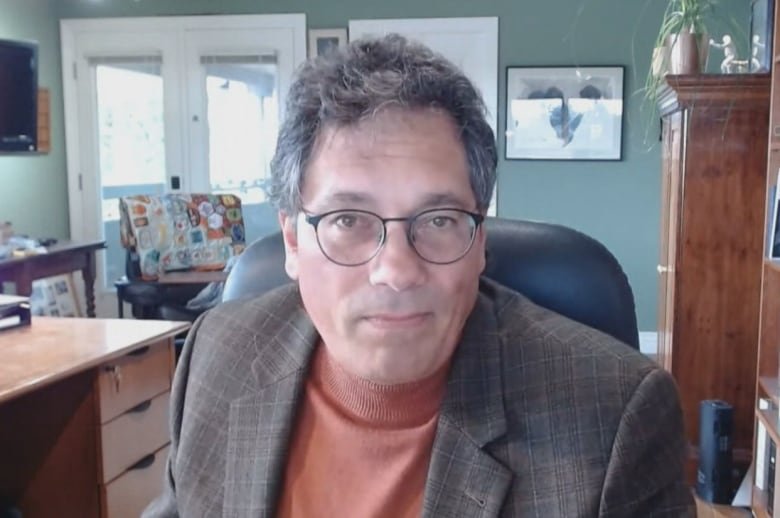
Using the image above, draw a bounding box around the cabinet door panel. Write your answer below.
[658,111,684,370]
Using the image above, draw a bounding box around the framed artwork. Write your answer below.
[750,0,774,72]
[30,273,81,317]
[505,66,624,160]
[308,28,348,59]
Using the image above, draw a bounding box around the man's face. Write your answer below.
[279,109,486,384]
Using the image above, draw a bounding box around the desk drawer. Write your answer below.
[100,391,169,483]
[102,444,169,518]
[98,343,171,423]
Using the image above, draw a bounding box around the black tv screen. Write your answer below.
[0,39,38,152]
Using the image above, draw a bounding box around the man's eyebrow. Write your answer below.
[417,192,473,209]
[317,191,376,206]
[313,191,473,211]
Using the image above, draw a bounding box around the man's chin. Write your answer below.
[346,325,427,354]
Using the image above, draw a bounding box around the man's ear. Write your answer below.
[476,224,487,274]
[279,211,299,280]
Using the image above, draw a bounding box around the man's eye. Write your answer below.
[430,216,455,228]
[420,215,456,229]
[334,214,357,228]
[331,213,374,229]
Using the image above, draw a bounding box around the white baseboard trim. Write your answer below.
[639,331,658,356]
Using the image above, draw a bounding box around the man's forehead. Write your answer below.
[314,107,460,153]
[301,107,474,211]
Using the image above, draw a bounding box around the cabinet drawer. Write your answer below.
[98,343,171,423]
[102,444,169,518]
[100,391,170,483]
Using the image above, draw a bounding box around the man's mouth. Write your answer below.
[362,312,431,328]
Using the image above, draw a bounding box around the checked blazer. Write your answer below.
[144,278,694,517]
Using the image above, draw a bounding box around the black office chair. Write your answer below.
[222,217,639,349]
[114,250,206,321]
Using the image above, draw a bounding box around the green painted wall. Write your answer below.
[3,0,752,331]
[0,0,68,239]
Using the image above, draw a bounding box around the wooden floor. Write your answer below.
[694,495,750,517]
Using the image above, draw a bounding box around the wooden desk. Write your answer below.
[0,240,105,317]
[0,317,189,518]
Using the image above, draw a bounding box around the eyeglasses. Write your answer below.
[303,208,484,266]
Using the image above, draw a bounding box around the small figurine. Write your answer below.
[709,34,749,73]
[751,34,766,72]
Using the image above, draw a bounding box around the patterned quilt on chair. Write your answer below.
[119,193,246,280]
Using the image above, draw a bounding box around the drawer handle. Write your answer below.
[129,453,156,471]
[103,365,122,393]
[128,399,152,413]
[127,346,150,357]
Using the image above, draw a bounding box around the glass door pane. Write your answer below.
[92,56,167,289]
[201,54,279,243]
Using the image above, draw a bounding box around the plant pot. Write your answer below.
[667,32,709,74]
[652,46,671,77]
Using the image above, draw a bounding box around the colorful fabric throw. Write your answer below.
[119,193,246,280]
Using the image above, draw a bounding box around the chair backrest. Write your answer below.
[222,217,639,349]
[119,193,246,280]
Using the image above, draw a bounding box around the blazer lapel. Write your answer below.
[223,299,318,518]
[422,290,513,518]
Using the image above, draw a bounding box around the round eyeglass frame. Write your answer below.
[303,207,485,266]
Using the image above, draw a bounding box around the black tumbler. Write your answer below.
[696,399,734,504]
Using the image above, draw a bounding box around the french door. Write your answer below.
[61,15,306,316]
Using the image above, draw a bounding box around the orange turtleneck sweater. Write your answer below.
[276,344,450,518]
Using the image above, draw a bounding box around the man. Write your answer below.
[145,35,694,517]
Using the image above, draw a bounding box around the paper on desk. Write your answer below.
[0,294,29,308]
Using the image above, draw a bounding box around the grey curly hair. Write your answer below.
[267,33,497,214]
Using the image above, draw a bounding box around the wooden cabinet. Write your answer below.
[96,343,174,517]
[657,75,770,481]
[0,317,188,518]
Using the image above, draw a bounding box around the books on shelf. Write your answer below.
[758,399,774,493]
[770,438,777,516]
[756,395,780,516]
[769,169,780,259]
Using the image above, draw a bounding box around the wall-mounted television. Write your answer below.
[0,39,38,152]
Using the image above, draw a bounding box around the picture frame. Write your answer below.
[750,0,774,73]
[29,273,81,317]
[308,28,348,59]
[505,66,624,161]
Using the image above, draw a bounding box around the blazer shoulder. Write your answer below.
[483,280,657,399]
[186,284,306,369]
[203,283,301,334]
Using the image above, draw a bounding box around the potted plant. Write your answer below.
[653,0,716,76]
[641,0,719,136]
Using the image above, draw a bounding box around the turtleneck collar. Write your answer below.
[310,343,450,429]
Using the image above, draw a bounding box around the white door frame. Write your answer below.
[183,27,297,194]
[60,14,305,316]
[61,14,306,242]
[61,27,184,241]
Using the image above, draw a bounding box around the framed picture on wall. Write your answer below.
[505,66,624,161]
[308,28,348,59]
[750,0,774,72]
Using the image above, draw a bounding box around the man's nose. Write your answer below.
[368,222,427,291]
